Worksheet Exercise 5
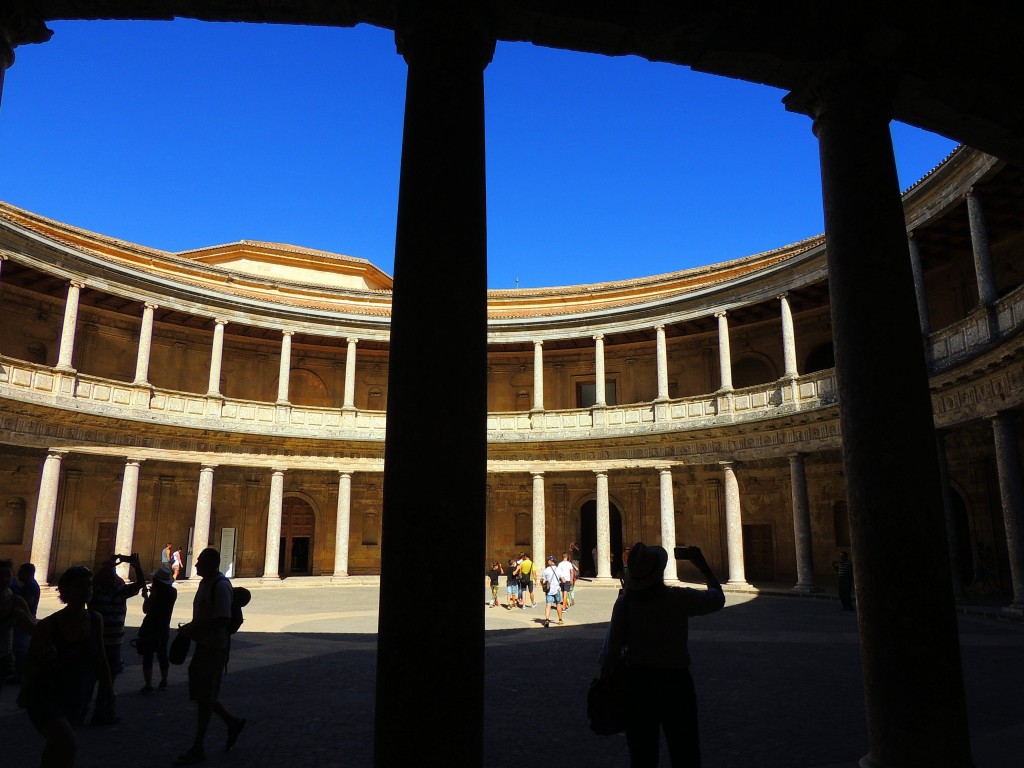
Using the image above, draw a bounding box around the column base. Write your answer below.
[258,575,282,584]
[54,364,76,374]
[792,583,823,594]
[331,573,350,581]
[1001,602,1024,617]
[725,579,752,589]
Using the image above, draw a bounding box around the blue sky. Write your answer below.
[0,20,958,289]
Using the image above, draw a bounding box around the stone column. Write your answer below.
[658,467,678,581]
[375,7,494,764]
[29,450,65,585]
[593,334,606,407]
[788,453,817,592]
[55,281,84,372]
[333,471,352,578]
[991,415,1024,613]
[966,189,998,309]
[276,331,293,404]
[721,461,748,587]
[785,71,969,768]
[934,431,963,598]
[655,325,670,401]
[192,465,216,562]
[595,470,611,579]
[715,311,733,391]
[532,341,544,411]
[206,319,228,397]
[0,254,7,282]
[343,337,358,410]
[907,233,932,337]
[113,459,143,579]
[779,293,799,379]
[532,472,545,575]
[133,302,158,386]
[262,469,285,580]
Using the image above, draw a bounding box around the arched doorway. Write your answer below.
[278,497,315,576]
[579,500,624,577]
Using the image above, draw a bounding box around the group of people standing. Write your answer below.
[1,546,244,768]
[487,548,580,627]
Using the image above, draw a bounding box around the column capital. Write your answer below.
[271,467,288,476]
[0,253,8,262]
[656,465,673,476]
[593,469,608,478]
[776,291,789,301]
[46,448,68,459]
[143,301,159,311]
[338,470,353,479]
[396,1,495,70]
[783,68,895,130]
[593,333,604,342]
[964,186,977,200]
[531,471,544,479]
[655,323,666,332]
[124,457,144,467]
[719,459,737,469]
[69,280,85,290]
[786,451,806,460]
[714,310,728,319]
[199,463,218,472]
[533,339,543,347]
[281,330,294,338]
[213,318,229,327]
[346,336,359,345]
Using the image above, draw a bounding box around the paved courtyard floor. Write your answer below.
[4,578,1022,767]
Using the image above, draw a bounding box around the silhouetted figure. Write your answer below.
[173,547,244,766]
[11,562,40,683]
[19,566,115,768]
[970,542,999,595]
[505,559,520,610]
[88,553,145,724]
[2,559,35,690]
[833,552,854,610]
[138,565,177,693]
[541,555,563,628]
[486,562,503,607]
[599,542,724,767]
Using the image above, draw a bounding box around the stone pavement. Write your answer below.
[4,578,1022,768]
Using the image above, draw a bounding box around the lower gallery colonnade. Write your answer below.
[4,4,1024,767]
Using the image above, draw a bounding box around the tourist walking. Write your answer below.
[599,542,724,767]
[171,547,184,580]
[541,555,563,628]
[138,565,177,692]
[832,552,854,610]
[556,552,575,610]
[19,566,116,768]
[1,559,35,690]
[486,561,503,607]
[518,553,535,607]
[173,547,245,766]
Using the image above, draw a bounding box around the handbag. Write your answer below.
[168,629,192,665]
[132,619,159,655]
[587,663,629,735]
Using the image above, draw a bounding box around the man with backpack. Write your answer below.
[173,547,245,766]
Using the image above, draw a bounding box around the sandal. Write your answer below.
[172,748,206,766]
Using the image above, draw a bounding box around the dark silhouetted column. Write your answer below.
[786,72,970,768]
[788,453,818,592]
[375,3,494,765]
[991,414,1024,613]
[935,430,964,598]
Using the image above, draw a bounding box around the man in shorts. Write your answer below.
[518,553,535,608]
[173,548,245,766]
[541,555,564,628]
[556,552,575,611]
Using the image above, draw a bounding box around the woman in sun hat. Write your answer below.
[138,565,177,693]
[599,542,725,767]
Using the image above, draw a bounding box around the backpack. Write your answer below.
[219,576,251,635]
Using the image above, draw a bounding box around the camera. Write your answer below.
[113,552,138,565]
[674,546,698,561]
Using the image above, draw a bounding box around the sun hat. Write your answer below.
[625,542,668,591]
[152,565,174,584]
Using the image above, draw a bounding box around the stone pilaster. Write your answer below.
[55,281,83,372]
[133,302,158,386]
[333,471,352,578]
[29,450,65,585]
[788,453,818,592]
[658,467,678,581]
[262,469,285,580]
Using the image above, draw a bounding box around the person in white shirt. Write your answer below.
[555,553,575,611]
[541,555,563,628]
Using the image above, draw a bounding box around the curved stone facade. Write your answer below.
[0,146,1019,593]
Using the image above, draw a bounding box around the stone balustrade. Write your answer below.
[930,282,1024,368]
